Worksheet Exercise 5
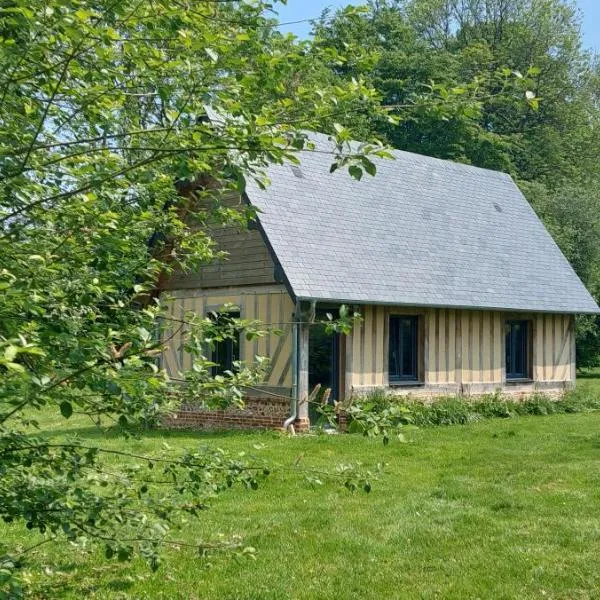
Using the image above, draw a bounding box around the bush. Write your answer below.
[342,388,600,430]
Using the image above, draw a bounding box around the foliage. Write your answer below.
[314,389,413,445]
[342,386,600,430]
[0,0,406,591]
[523,179,600,367]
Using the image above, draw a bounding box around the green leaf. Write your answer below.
[348,165,363,180]
[205,48,218,62]
[362,158,376,177]
[117,546,133,562]
[4,362,25,372]
[3,345,18,362]
[60,401,73,419]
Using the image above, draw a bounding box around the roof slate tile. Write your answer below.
[245,133,599,314]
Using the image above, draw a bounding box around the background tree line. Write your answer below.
[311,0,600,367]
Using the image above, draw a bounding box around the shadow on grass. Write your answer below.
[27,562,134,598]
[29,423,282,442]
[577,369,600,380]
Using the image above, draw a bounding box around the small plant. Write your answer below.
[313,389,413,444]
[335,387,600,433]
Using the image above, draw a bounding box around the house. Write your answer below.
[161,132,600,431]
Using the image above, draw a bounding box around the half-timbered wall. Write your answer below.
[346,306,575,396]
[161,285,295,393]
[163,298,575,401]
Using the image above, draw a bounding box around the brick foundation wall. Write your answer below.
[162,396,309,432]
[350,380,573,400]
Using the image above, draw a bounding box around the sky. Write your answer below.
[274,0,600,52]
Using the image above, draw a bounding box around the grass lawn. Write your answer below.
[4,373,600,599]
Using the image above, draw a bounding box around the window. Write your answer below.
[209,311,240,376]
[505,320,530,380]
[389,315,419,383]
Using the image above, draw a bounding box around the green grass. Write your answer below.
[4,372,600,599]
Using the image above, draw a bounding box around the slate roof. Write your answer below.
[243,132,599,314]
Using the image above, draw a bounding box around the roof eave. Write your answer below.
[295,296,600,315]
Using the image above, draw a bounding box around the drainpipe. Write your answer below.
[283,317,299,432]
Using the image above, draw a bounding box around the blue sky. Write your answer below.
[274,0,600,51]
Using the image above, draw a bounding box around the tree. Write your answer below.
[0,1,394,594]
[523,179,600,368]
[313,0,600,366]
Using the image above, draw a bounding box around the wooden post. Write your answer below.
[296,317,310,424]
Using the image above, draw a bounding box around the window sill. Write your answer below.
[505,378,534,385]
[389,381,424,388]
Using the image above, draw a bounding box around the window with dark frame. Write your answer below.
[388,315,419,383]
[209,311,240,376]
[505,319,530,380]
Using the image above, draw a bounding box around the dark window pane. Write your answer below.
[401,319,413,374]
[210,311,240,376]
[389,316,418,383]
[505,319,529,379]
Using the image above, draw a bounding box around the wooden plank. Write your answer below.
[268,324,291,385]
[496,312,503,383]
[482,311,491,383]
[500,313,506,385]
[375,306,385,386]
[534,314,543,381]
[370,306,377,386]
[455,309,463,385]
[359,306,366,386]
[277,353,292,387]
[424,308,437,383]
[180,295,191,372]
[569,315,576,383]
[448,309,456,383]
[438,309,443,383]
[462,311,470,383]
[346,325,355,396]
[241,294,255,362]
[252,294,259,360]
[161,297,178,377]
[175,297,184,375]
[471,311,480,381]
[352,311,362,387]
[339,333,347,400]
[382,307,389,386]
[489,312,496,382]
[280,295,295,387]
[256,293,268,358]
[556,314,571,381]
[363,306,374,386]
[204,294,241,310]
[265,292,272,358]
[551,314,557,381]
[543,314,551,381]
